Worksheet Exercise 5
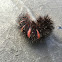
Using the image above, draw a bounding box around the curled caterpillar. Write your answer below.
[18,14,54,43]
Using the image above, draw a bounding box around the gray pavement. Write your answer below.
[0,0,62,62]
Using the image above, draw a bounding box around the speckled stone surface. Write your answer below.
[0,0,62,62]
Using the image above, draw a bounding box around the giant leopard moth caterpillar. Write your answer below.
[18,13,54,43]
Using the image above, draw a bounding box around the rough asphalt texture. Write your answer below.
[0,0,62,62]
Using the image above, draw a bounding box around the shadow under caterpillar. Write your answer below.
[17,14,54,43]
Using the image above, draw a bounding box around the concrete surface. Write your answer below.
[0,0,62,62]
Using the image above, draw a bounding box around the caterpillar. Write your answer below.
[18,14,54,43]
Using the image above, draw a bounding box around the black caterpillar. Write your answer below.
[18,14,54,43]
